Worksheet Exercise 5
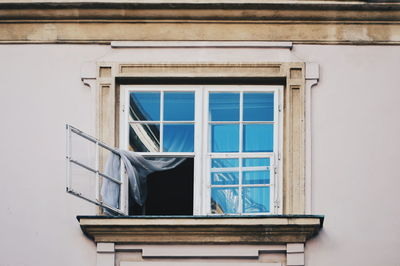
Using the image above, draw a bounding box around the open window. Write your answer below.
[67,85,282,216]
[66,125,128,215]
[120,85,283,215]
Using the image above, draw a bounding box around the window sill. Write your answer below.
[77,215,323,244]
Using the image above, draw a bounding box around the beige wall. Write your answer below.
[0,44,399,266]
[0,44,108,266]
[294,45,400,265]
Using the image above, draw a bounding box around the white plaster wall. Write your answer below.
[0,43,399,266]
[0,44,109,266]
[294,45,400,266]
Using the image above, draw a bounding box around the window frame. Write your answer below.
[119,84,283,215]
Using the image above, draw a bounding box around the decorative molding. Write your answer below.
[111,41,293,49]
[1,1,400,22]
[304,62,319,214]
[97,242,115,266]
[77,215,324,244]
[0,1,400,44]
[119,63,283,77]
[287,243,305,266]
[1,23,399,44]
[114,244,287,258]
[95,60,308,214]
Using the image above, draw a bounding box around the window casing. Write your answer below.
[120,85,283,215]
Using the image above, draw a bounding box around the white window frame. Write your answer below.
[66,124,129,215]
[120,85,283,215]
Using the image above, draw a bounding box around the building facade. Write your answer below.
[0,1,399,266]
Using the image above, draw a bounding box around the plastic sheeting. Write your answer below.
[101,150,184,213]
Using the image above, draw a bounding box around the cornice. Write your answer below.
[0,1,399,22]
[77,215,324,244]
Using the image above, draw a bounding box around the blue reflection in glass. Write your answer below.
[243,124,273,152]
[211,124,239,152]
[243,187,270,213]
[243,93,274,121]
[211,172,239,185]
[163,124,194,152]
[243,158,270,167]
[130,92,160,121]
[211,187,239,214]
[243,171,270,185]
[209,93,240,121]
[164,92,195,121]
[211,158,239,168]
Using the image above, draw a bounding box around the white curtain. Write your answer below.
[101,150,184,212]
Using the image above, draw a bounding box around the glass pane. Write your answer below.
[129,123,160,152]
[211,172,239,185]
[243,187,270,213]
[211,187,239,214]
[211,158,239,168]
[243,93,274,121]
[164,92,195,121]
[243,124,273,152]
[163,124,194,152]
[243,158,270,167]
[209,93,240,121]
[243,171,270,185]
[130,92,160,121]
[211,124,239,152]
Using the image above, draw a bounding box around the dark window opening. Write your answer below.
[129,158,194,215]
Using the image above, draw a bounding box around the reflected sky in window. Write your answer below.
[130,92,160,121]
[243,93,274,121]
[243,171,270,185]
[211,158,239,168]
[164,92,195,121]
[243,187,270,213]
[209,93,240,121]
[163,124,194,152]
[211,124,239,152]
[243,124,273,152]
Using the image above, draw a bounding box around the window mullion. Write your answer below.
[160,90,164,152]
[238,92,244,214]
[193,86,204,215]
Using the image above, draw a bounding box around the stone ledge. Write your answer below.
[77,215,324,244]
[0,1,400,22]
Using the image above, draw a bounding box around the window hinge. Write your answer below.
[122,104,125,112]
[278,152,281,161]
[274,199,280,208]
[278,104,282,112]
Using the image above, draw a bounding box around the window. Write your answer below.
[120,85,283,215]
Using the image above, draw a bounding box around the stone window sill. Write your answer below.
[77,215,323,244]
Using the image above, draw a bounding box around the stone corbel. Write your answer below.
[81,62,97,90]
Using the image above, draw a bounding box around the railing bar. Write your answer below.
[69,125,120,156]
[98,172,122,185]
[69,160,122,185]
[67,189,124,215]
